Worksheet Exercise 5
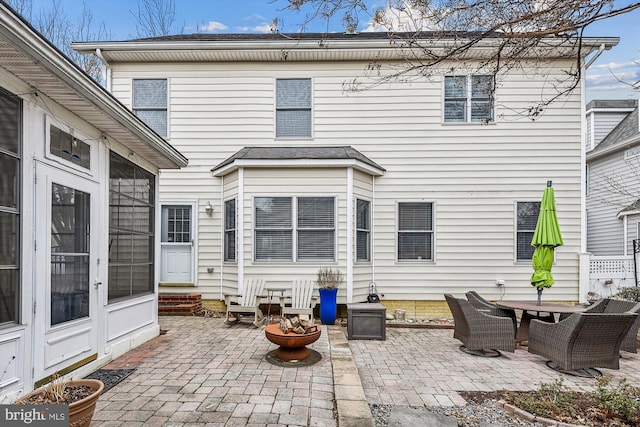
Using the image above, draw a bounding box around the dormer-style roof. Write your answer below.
[588,107,640,160]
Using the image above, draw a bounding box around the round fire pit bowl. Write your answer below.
[265,323,322,367]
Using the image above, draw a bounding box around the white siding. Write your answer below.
[587,152,640,255]
[592,111,630,148]
[110,59,584,302]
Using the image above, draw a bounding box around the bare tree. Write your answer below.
[5,0,110,83]
[284,0,640,120]
[132,0,177,38]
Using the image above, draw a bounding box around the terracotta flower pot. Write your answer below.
[16,379,104,427]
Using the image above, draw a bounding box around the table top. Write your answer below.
[496,300,586,314]
[265,287,289,293]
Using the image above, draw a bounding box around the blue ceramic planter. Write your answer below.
[319,288,338,325]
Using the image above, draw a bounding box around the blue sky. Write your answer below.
[49,0,640,101]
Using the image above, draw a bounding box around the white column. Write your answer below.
[238,168,244,294]
[346,168,353,303]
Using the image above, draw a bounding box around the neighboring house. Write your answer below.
[74,32,616,316]
[0,3,187,402]
[587,100,640,257]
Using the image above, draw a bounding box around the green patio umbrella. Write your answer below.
[530,181,563,305]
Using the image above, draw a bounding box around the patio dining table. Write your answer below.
[496,300,586,345]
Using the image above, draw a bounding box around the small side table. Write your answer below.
[265,287,288,323]
[347,303,386,340]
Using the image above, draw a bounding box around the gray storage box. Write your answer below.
[347,303,386,340]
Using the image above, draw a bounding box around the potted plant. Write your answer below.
[15,374,104,427]
[316,267,343,325]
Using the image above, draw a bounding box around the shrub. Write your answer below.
[595,376,640,424]
[615,287,640,302]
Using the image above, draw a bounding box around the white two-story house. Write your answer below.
[74,32,616,317]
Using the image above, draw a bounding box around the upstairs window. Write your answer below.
[444,75,493,123]
[276,78,312,138]
[133,79,168,137]
[516,201,541,261]
[398,202,433,262]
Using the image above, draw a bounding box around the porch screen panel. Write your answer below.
[398,202,433,261]
[0,88,21,324]
[297,197,335,261]
[255,197,292,261]
[108,152,155,301]
[276,78,311,138]
[50,183,90,326]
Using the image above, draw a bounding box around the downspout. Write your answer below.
[624,216,628,257]
[578,45,602,303]
[346,167,354,303]
[238,168,244,294]
[584,43,606,70]
[371,175,375,285]
[94,48,111,91]
[220,175,224,300]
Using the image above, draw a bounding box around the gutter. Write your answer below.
[584,43,605,69]
[587,134,640,161]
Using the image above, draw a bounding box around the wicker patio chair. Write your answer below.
[583,298,640,353]
[465,291,518,332]
[528,312,637,374]
[445,294,516,357]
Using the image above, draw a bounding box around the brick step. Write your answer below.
[158,293,202,316]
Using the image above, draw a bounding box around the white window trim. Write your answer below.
[224,197,237,264]
[253,195,337,263]
[441,75,495,125]
[131,77,170,139]
[355,197,371,264]
[274,77,314,140]
[44,116,97,177]
[395,200,436,263]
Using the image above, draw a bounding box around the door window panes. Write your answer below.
[50,183,90,326]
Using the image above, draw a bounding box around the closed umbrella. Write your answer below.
[530,181,563,305]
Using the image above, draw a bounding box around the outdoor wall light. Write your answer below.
[205,201,213,216]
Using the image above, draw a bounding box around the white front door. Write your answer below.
[33,163,100,383]
[160,204,194,283]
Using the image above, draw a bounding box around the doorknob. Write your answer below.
[94,281,103,289]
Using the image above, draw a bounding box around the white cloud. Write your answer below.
[243,14,267,22]
[589,60,640,71]
[198,21,228,32]
[251,24,275,33]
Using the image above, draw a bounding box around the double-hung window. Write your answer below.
[397,202,433,261]
[276,78,312,138]
[224,199,236,262]
[516,201,540,261]
[444,75,493,123]
[133,79,168,137]
[356,199,371,262]
[255,196,335,262]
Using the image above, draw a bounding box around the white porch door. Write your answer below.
[33,164,100,383]
[160,204,194,283]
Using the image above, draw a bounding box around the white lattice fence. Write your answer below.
[589,256,637,299]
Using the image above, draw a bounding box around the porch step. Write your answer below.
[158,293,202,316]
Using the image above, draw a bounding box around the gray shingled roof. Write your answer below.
[211,146,385,173]
[590,107,640,156]
[132,31,499,43]
[586,99,638,110]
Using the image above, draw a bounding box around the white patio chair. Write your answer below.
[279,279,318,320]
[224,278,266,327]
